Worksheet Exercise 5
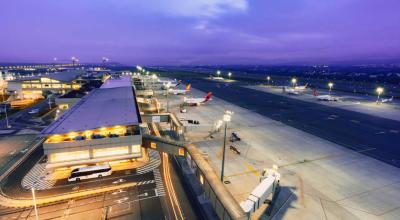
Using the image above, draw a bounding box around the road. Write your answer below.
[182,77,400,168]
[0,97,55,133]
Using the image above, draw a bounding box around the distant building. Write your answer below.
[6,71,83,100]
[41,76,144,170]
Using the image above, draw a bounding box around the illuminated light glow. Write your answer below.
[131,145,142,154]
[150,142,157,149]
[93,146,129,158]
[50,150,90,162]
[199,174,204,185]
[67,132,78,139]
[376,87,384,94]
[178,148,185,156]
[328,82,334,88]
[291,78,297,84]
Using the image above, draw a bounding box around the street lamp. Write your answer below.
[291,78,297,88]
[328,82,333,95]
[221,110,233,182]
[151,74,157,93]
[31,187,39,220]
[165,83,170,112]
[267,76,271,86]
[4,104,11,128]
[217,70,221,77]
[376,87,384,102]
[228,72,232,79]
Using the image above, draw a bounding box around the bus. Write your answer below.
[68,164,112,182]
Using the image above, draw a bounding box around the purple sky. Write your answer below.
[1,0,399,65]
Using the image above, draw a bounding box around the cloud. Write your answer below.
[156,0,248,18]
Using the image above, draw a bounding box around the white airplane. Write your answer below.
[184,92,212,106]
[294,83,308,90]
[283,87,300,95]
[169,84,191,95]
[283,83,308,95]
[313,90,339,101]
[381,96,394,103]
[161,80,181,89]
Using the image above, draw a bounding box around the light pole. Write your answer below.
[267,76,271,86]
[31,187,39,220]
[4,105,10,128]
[220,110,233,182]
[48,95,52,110]
[291,78,297,88]
[217,70,221,77]
[328,82,333,95]
[165,83,170,112]
[376,87,384,103]
[228,72,232,79]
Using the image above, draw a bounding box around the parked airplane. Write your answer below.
[184,92,212,106]
[381,96,394,103]
[294,83,308,90]
[282,83,308,95]
[283,87,300,95]
[313,90,339,101]
[169,84,191,95]
[161,80,181,89]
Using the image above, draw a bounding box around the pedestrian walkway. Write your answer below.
[136,150,161,174]
[153,169,166,196]
[21,163,56,190]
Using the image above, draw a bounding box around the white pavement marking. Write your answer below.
[153,169,166,196]
[21,163,56,190]
[137,150,161,174]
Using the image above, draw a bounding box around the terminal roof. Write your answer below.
[41,77,139,135]
[10,71,82,83]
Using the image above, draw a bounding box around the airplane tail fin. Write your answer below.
[305,83,309,88]
[203,92,212,102]
[186,84,191,91]
[313,89,318,96]
[174,80,182,88]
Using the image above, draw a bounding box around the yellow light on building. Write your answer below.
[150,142,157,149]
[93,146,129,158]
[199,174,204,185]
[178,148,185,156]
[131,145,141,154]
[50,150,90,163]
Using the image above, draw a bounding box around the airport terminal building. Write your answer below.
[6,71,83,100]
[41,76,144,170]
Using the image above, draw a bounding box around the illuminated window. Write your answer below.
[31,84,41,89]
[150,142,157,149]
[93,146,129,158]
[131,145,141,154]
[72,84,81,90]
[59,104,69,110]
[22,84,31,88]
[50,150,89,163]
[51,84,62,88]
[40,77,52,83]
[62,84,71,89]
[178,148,185,156]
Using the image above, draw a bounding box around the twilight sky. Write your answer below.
[1,0,399,65]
